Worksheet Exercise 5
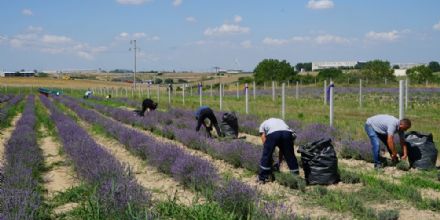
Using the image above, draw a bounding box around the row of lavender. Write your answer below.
[40,95,153,219]
[97,95,373,163]
[0,95,23,125]
[56,96,287,218]
[0,96,45,219]
[80,97,263,173]
[0,94,13,103]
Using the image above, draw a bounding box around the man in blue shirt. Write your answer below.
[258,118,299,183]
[365,114,411,169]
[195,106,222,138]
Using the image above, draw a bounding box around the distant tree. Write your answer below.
[317,68,343,80]
[392,65,400,69]
[253,59,296,84]
[428,61,440,72]
[164,78,174,84]
[154,78,163,84]
[407,65,433,83]
[295,62,312,72]
[37,72,49,77]
[238,76,253,84]
[177,79,188,83]
[361,60,394,80]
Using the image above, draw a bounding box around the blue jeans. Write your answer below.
[364,124,390,166]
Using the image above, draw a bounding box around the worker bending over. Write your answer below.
[139,98,158,116]
[195,106,222,138]
[258,118,299,183]
[365,114,411,169]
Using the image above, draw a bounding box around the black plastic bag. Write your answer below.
[298,138,340,185]
[405,131,437,170]
[220,112,238,138]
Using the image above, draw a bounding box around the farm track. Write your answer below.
[86,106,351,219]
[0,114,21,168]
[38,126,80,216]
[39,126,79,199]
[74,116,200,205]
[241,132,440,219]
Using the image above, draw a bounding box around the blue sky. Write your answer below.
[0,0,439,72]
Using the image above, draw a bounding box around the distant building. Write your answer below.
[393,69,407,76]
[1,71,35,77]
[312,61,358,71]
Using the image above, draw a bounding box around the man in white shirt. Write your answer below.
[258,118,299,183]
[365,114,411,169]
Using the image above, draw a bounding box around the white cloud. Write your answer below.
[133,32,147,38]
[262,37,290,46]
[307,0,334,10]
[22,9,33,16]
[234,15,242,23]
[40,48,65,54]
[0,35,7,44]
[433,21,440,31]
[77,51,94,60]
[204,24,250,36]
[240,40,252,48]
[186,16,196,23]
[42,35,72,44]
[315,34,350,44]
[116,0,151,5]
[365,30,400,41]
[262,36,310,46]
[27,26,43,33]
[172,0,182,7]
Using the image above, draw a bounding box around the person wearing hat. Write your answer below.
[195,106,222,138]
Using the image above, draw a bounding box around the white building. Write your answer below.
[312,61,358,71]
[393,69,407,76]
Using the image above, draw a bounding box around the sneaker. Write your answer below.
[374,163,384,170]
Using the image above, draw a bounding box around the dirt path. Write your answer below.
[75,118,199,205]
[0,114,22,168]
[92,113,351,219]
[39,126,79,199]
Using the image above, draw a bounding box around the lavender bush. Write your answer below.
[0,95,23,127]
[0,95,46,219]
[40,95,151,218]
[58,96,283,218]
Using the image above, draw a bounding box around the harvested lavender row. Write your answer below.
[55,96,267,218]
[0,95,44,219]
[39,95,152,218]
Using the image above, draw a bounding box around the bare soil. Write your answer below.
[0,114,21,168]
[39,127,79,199]
[369,201,440,220]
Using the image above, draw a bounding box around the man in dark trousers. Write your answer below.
[365,114,411,169]
[139,98,158,116]
[258,118,299,183]
[195,106,222,138]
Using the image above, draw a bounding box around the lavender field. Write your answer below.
[0,84,439,219]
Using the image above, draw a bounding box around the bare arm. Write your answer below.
[260,133,266,144]
[387,135,398,159]
[400,136,408,160]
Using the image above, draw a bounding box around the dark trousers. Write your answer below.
[196,109,222,138]
[259,131,299,180]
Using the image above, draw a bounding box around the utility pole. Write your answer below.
[130,40,138,92]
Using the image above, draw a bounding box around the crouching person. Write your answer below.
[139,98,158,116]
[195,106,223,138]
[258,118,299,183]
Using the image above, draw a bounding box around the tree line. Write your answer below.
[252,59,440,84]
